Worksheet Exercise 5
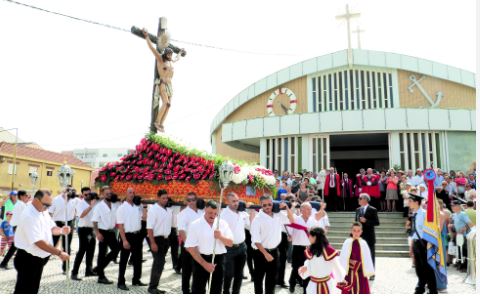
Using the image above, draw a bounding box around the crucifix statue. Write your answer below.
[131,18,186,133]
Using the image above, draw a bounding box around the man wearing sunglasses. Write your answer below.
[250,196,294,294]
[177,192,202,294]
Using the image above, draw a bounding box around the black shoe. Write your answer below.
[132,281,148,286]
[0,264,10,270]
[71,274,82,281]
[370,276,375,281]
[117,284,129,291]
[174,268,181,274]
[85,270,98,277]
[92,266,98,273]
[98,277,113,285]
[148,288,166,294]
[289,286,295,293]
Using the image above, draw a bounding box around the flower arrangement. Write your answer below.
[95,134,276,199]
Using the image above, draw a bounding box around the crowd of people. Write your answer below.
[0,165,475,294]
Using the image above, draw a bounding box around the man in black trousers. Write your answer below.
[355,193,379,280]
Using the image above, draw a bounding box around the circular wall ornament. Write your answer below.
[266,87,297,117]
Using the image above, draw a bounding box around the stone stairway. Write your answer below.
[326,212,410,258]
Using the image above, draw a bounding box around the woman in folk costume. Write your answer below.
[298,227,346,294]
[338,222,374,294]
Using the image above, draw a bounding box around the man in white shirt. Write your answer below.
[288,202,329,293]
[116,188,146,290]
[177,192,202,294]
[71,189,97,281]
[0,190,30,269]
[411,169,425,187]
[147,189,173,294]
[250,196,294,294]
[186,200,234,294]
[13,189,70,294]
[92,186,120,285]
[220,192,249,294]
[169,203,181,273]
[48,187,77,273]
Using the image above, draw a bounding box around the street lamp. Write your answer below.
[57,163,74,280]
[0,127,18,191]
[29,171,39,194]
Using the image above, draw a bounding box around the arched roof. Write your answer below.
[210,49,476,134]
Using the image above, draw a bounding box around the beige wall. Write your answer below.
[398,70,476,109]
[213,128,259,163]
[225,77,308,122]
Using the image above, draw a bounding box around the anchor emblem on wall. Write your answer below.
[407,74,444,108]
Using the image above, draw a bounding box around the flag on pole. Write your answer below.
[422,169,447,287]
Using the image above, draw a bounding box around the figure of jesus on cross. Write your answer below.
[141,28,185,133]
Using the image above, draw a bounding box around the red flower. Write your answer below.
[234,166,241,174]
[100,175,107,182]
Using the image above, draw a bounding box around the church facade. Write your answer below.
[210,49,476,175]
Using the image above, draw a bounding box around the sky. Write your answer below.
[0,0,476,154]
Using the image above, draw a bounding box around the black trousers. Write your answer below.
[1,226,17,267]
[118,232,143,285]
[96,229,120,279]
[168,227,180,270]
[149,236,169,290]
[223,243,247,294]
[326,188,339,211]
[71,227,96,275]
[244,230,254,277]
[276,232,288,285]
[52,220,73,272]
[289,245,309,292]
[192,254,224,294]
[363,237,376,267]
[181,244,194,293]
[253,248,278,294]
[413,240,437,294]
[13,249,49,294]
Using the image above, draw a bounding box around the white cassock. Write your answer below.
[299,246,346,294]
[339,238,375,278]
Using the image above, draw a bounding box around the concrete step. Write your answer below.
[326,212,404,217]
[328,226,407,232]
[327,236,408,244]
[331,242,409,252]
[327,221,405,227]
[376,250,410,258]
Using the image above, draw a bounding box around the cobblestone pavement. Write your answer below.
[0,239,475,294]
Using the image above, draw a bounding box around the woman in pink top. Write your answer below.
[455,171,468,198]
[385,170,399,212]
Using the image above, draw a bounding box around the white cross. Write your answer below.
[336,4,361,66]
[352,26,365,49]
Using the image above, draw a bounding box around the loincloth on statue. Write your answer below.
[155,78,173,97]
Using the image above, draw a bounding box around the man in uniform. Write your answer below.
[147,189,172,294]
[250,196,294,294]
[116,188,146,290]
[220,192,249,294]
[92,186,120,285]
[185,200,233,294]
[408,193,437,294]
[49,187,77,273]
[13,189,70,294]
[177,192,203,294]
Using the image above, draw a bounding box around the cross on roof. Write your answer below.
[352,26,365,49]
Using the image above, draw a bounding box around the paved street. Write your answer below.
[0,238,475,294]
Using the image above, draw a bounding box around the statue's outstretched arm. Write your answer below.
[142,28,164,65]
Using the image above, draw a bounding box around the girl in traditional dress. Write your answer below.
[338,222,374,294]
[298,227,345,294]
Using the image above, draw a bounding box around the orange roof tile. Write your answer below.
[0,142,92,170]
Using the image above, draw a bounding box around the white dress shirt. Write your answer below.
[92,200,119,230]
[290,214,330,246]
[15,203,56,258]
[250,210,290,249]
[177,207,203,235]
[116,201,142,233]
[184,216,233,255]
[10,200,27,227]
[147,203,173,237]
[49,195,77,222]
[76,199,94,228]
[171,205,181,228]
[220,207,249,244]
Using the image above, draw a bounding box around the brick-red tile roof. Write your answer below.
[0,142,92,169]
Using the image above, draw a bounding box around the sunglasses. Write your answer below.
[262,203,273,207]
